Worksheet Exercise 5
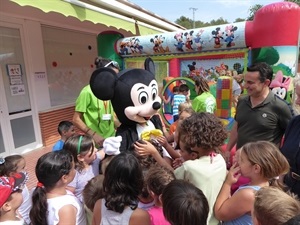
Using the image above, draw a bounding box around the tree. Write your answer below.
[285,0,300,5]
[209,17,229,26]
[247,4,263,21]
[175,16,193,29]
[234,18,245,22]
[175,16,229,29]
[195,21,209,28]
[175,0,298,29]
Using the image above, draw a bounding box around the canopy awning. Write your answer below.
[10,0,167,34]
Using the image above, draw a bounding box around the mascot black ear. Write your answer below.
[144,57,155,75]
[90,67,117,100]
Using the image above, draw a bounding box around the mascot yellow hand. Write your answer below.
[141,129,163,141]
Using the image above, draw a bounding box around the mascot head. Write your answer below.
[90,58,161,126]
[270,70,291,100]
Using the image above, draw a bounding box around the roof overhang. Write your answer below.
[9,0,184,34]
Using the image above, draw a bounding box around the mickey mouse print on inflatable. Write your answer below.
[90,58,163,152]
[270,70,291,100]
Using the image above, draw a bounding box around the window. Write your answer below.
[42,27,98,107]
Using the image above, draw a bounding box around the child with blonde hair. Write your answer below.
[214,141,290,225]
[168,101,192,135]
[283,215,300,225]
[253,186,300,225]
[166,103,194,153]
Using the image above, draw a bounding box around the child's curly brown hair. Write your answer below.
[179,112,227,150]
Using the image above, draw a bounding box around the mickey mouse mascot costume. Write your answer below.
[90,58,164,152]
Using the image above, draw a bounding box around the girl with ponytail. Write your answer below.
[29,150,86,225]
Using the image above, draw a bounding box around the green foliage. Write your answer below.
[247,4,263,21]
[209,17,228,26]
[175,16,193,29]
[285,0,300,5]
[195,21,210,28]
[175,16,229,29]
[234,18,246,22]
[175,0,298,28]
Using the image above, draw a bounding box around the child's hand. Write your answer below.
[225,162,241,185]
[134,141,157,156]
[172,157,184,169]
[97,149,105,160]
[157,136,168,147]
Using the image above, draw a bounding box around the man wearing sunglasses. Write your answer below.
[73,57,120,147]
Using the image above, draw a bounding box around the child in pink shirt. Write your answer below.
[146,165,175,225]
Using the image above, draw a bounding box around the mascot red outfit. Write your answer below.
[90,58,164,152]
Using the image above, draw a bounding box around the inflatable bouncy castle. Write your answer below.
[96,2,300,124]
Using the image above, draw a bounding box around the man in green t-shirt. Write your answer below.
[73,57,120,147]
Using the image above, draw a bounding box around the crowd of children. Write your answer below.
[1,69,300,225]
[1,111,300,225]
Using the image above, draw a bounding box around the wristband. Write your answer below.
[85,128,90,134]
[92,131,96,137]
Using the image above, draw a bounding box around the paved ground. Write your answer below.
[23,146,51,190]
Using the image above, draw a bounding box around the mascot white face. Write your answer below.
[125,80,161,123]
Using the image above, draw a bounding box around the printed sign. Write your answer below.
[10,84,25,96]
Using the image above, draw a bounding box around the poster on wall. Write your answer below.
[9,75,23,85]
[10,84,25,96]
[6,64,25,96]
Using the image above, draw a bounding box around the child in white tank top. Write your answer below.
[29,150,86,225]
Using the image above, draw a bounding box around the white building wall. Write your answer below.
[24,20,51,111]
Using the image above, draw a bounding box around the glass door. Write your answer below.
[0,112,7,155]
[0,24,38,155]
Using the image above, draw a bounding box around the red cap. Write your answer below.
[0,172,28,207]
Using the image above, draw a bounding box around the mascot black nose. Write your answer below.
[152,102,161,110]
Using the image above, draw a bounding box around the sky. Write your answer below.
[129,0,283,23]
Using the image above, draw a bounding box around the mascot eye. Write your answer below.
[151,88,158,100]
[139,91,148,104]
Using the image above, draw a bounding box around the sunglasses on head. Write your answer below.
[104,61,120,70]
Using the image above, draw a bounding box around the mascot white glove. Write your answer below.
[103,136,122,155]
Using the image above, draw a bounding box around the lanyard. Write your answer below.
[103,101,108,114]
[97,100,110,127]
